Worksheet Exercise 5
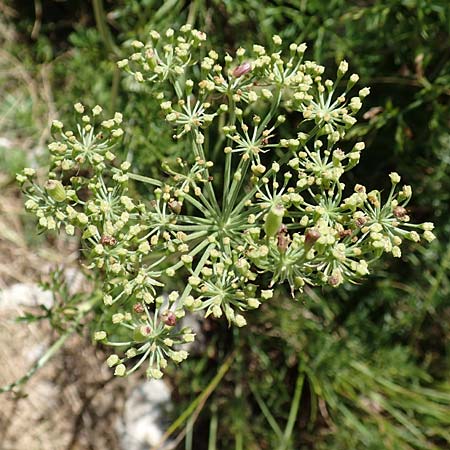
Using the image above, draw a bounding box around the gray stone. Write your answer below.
[117,379,174,450]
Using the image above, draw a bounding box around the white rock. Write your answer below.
[117,379,174,450]
[0,283,53,310]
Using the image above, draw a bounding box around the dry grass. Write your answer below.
[0,182,130,450]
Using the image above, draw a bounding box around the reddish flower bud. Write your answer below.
[393,206,407,218]
[232,62,252,78]
[328,274,340,286]
[338,229,352,239]
[133,303,145,314]
[355,216,367,228]
[161,310,177,327]
[133,325,152,342]
[304,229,320,248]
[277,224,290,253]
[101,235,117,246]
[168,200,182,214]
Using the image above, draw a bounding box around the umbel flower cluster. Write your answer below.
[18,25,435,379]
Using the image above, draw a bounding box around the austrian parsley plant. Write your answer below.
[18,25,435,379]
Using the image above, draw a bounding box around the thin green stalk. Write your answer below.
[278,368,305,450]
[185,417,194,450]
[92,0,121,113]
[0,297,97,394]
[257,88,282,136]
[249,383,283,439]
[192,139,220,213]
[151,351,236,450]
[235,432,243,450]
[223,157,250,220]
[208,406,218,450]
[92,0,118,56]
[186,0,201,25]
[127,172,163,187]
[165,237,213,275]
[222,149,232,204]
[222,95,236,205]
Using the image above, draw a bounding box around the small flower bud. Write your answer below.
[161,310,177,326]
[264,204,285,237]
[421,222,434,231]
[107,354,120,367]
[101,235,117,246]
[232,61,252,77]
[304,229,320,248]
[117,59,129,68]
[260,290,273,301]
[133,325,152,342]
[393,206,407,218]
[168,200,182,214]
[234,314,247,327]
[94,331,107,341]
[328,269,343,287]
[44,180,66,202]
[423,230,436,242]
[74,102,84,113]
[272,35,282,45]
[359,87,370,98]
[133,303,145,314]
[389,172,401,184]
[338,60,349,75]
[92,105,103,116]
[114,364,126,377]
[147,367,163,379]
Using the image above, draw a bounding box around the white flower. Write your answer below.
[92,105,103,116]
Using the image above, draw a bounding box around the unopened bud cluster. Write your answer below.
[18,26,434,379]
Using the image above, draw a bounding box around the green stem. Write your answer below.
[191,137,220,214]
[223,157,250,220]
[249,383,283,439]
[278,367,305,450]
[127,172,162,187]
[0,298,97,394]
[151,351,236,450]
[179,241,216,304]
[222,94,236,205]
[166,237,212,275]
[257,88,282,136]
[187,0,200,25]
[208,405,218,450]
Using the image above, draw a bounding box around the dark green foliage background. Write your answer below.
[4,1,449,448]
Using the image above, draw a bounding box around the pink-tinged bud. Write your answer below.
[168,200,182,214]
[133,303,145,314]
[355,216,367,228]
[133,325,152,342]
[328,274,340,287]
[100,235,117,246]
[277,224,290,253]
[328,269,343,287]
[161,310,177,327]
[393,206,407,218]
[338,229,352,239]
[232,62,252,78]
[304,229,320,248]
